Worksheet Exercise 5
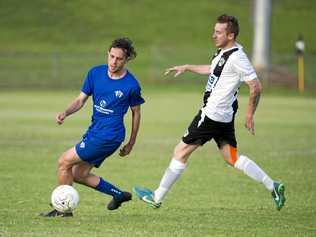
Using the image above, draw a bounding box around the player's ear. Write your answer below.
[228,32,235,41]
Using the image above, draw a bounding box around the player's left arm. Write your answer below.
[244,78,262,135]
[119,105,141,157]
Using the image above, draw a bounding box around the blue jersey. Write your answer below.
[81,65,145,143]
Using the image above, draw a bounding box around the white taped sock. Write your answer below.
[154,159,187,203]
[234,155,274,191]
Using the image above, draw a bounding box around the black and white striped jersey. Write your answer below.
[202,44,257,123]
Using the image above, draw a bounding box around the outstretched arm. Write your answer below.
[56,92,89,125]
[244,78,262,135]
[119,105,141,157]
[165,65,211,77]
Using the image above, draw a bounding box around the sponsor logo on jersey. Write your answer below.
[205,74,219,92]
[94,100,114,114]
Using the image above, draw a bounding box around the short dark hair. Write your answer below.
[217,14,239,39]
[109,37,137,60]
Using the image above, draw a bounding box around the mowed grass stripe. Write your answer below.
[0,90,315,237]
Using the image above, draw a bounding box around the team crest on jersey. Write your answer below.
[80,141,85,148]
[100,100,107,108]
[115,90,124,98]
[218,57,226,67]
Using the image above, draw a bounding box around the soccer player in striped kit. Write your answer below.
[134,14,286,211]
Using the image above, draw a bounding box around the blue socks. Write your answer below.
[95,178,123,199]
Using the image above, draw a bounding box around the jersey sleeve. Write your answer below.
[232,52,257,82]
[81,69,94,95]
[129,85,145,107]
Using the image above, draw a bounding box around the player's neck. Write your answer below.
[107,69,127,80]
[221,41,237,51]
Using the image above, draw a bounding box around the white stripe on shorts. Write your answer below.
[197,111,206,127]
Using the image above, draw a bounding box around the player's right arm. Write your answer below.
[56,92,89,125]
[244,78,262,135]
[165,65,210,77]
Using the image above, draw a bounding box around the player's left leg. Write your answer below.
[74,137,130,210]
[72,162,98,187]
[219,144,286,210]
[72,162,131,211]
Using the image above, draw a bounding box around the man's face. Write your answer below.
[107,47,128,73]
[212,23,234,48]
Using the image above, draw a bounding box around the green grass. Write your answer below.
[0,90,316,237]
[1,0,315,53]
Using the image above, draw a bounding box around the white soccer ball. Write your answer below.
[51,185,79,213]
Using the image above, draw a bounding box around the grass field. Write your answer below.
[0,89,315,237]
[1,0,316,53]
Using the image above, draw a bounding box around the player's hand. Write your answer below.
[245,115,255,135]
[164,65,187,77]
[56,112,66,125]
[119,143,134,157]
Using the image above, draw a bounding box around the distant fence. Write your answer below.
[0,52,315,90]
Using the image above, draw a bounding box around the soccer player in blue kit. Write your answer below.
[41,38,145,217]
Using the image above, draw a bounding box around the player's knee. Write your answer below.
[58,158,67,171]
[172,142,195,163]
[173,147,188,163]
[58,154,72,171]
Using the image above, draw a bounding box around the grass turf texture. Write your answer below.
[0,89,315,237]
[1,0,315,53]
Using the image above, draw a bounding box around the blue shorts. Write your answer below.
[75,136,121,168]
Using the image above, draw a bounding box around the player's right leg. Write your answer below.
[57,147,82,185]
[219,144,286,210]
[134,141,198,208]
[40,147,80,217]
[235,153,286,210]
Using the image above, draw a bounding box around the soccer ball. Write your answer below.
[51,185,79,213]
